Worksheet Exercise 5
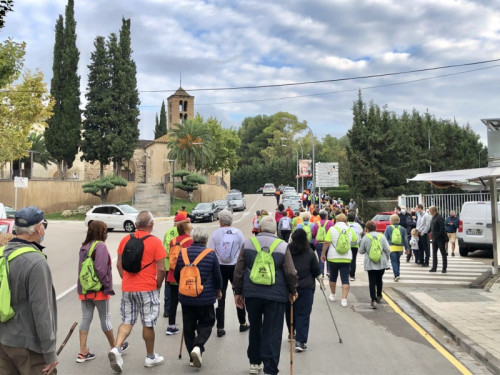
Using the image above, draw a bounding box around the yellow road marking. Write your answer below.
[383,291,472,375]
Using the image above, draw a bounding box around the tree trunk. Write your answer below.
[187,191,193,202]
[100,163,104,179]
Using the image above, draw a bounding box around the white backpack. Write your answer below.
[281,217,291,231]
[218,229,238,263]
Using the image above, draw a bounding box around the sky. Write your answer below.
[3,0,500,144]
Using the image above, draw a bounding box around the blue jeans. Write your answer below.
[285,288,314,344]
[314,243,325,276]
[390,251,402,278]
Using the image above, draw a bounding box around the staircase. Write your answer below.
[133,183,171,217]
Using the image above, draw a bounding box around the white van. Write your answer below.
[457,201,499,256]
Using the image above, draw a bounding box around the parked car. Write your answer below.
[84,204,139,232]
[283,194,301,212]
[282,187,297,200]
[227,192,246,211]
[188,202,220,222]
[371,211,394,233]
[457,201,499,256]
[213,199,233,214]
[262,183,276,196]
[229,189,243,195]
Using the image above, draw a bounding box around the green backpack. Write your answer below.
[79,241,102,294]
[316,221,327,242]
[0,246,42,322]
[334,226,350,254]
[390,225,402,245]
[366,233,383,263]
[302,222,313,242]
[249,237,282,286]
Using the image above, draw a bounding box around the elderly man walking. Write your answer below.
[0,206,58,375]
[429,206,448,273]
[233,216,298,375]
[416,204,432,266]
[108,211,166,372]
[208,209,249,337]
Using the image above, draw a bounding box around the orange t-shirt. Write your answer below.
[310,215,320,223]
[177,210,188,220]
[117,230,166,292]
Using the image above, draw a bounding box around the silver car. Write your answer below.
[227,192,246,211]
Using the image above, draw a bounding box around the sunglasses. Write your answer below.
[42,221,48,229]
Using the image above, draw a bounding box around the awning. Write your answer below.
[408,166,500,190]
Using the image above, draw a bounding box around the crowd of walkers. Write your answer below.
[0,201,453,375]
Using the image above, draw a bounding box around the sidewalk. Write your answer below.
[393,273,500,374]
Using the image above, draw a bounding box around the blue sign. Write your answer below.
[307,180,312,189]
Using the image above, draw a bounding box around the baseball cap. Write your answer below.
[15,206,46,227]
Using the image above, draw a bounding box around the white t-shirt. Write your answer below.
[208,226,246,265]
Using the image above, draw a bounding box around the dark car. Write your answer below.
[213,199,233,214]
[188,202,219,222]
[371,211,394,233]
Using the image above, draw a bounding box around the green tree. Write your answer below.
[81,36,112,177]
[173,170,206,202]
[82,174,128,204]
[153,114,161,139]
[20,133,56,177]
[45,0,81,179]
[109,18,140,174]
[167,115,214,171]
[154,100,167,139]
[203,118,240,177]
[0,0,14,29]
[237,114,273,166]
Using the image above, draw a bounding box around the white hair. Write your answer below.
[14,223,37,235]
[259,216,276,234]
[192,227,209,245]
[218,210,233,226]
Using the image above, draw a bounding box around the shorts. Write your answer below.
[120,290,160,327]
[447,232,456,242]
[328,262,350,285]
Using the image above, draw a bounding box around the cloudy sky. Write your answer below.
[3,0,500,143]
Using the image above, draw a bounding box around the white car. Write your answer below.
[263,183,276,196]
[227,192,246,211]
[84,204,139,232]
[283,194,301,211]
[282,187,297,200]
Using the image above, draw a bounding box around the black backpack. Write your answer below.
[122,234,153,273]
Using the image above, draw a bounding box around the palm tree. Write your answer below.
[167,116,214,171]
[20,132,56,177]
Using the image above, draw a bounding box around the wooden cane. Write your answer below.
[290,302,294,375]
[46,322,78,374]
[178,328,184,359]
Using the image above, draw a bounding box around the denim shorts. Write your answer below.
[328,262,350,285]
[120,290,160,327]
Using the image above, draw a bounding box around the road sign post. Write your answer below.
[14,177,29,210]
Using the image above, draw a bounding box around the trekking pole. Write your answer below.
[317,277,343,343]
[178,328,184,359]
[290,301,294,375]
[46,322,78,375]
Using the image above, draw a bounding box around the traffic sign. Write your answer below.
[14,177,28,188]
[307,180,312,189]
[315,162,339,187]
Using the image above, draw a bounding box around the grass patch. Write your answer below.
[171,199,197,216]
[45,212,86,221]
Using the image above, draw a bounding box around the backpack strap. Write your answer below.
[87,241,100,259]
[192,248,214,266]
[179,237,192,246]
[181,247,190,265]
[366,234,374,241]
[250,237,261,252]
[268,239,283,254]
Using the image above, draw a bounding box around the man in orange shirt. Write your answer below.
[108,211,166,372]
[177,206,188,220]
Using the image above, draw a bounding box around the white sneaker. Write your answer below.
[144,353,164,368]
[341,298,348,307]
[350,276,355,281]
[108,347,123,373]
[328,294,336,302]
[191,346,202,368]
[249,363,263,374]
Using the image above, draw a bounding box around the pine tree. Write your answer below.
[110,18,140,174]
[45,0,81,179]
[81,36,112,177]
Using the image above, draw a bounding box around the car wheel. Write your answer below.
[107,228,114,232]
[209,214,214,222]
[459,245,469,257]
[124,221,135,232]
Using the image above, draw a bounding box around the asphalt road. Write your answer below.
[44,194,492,374]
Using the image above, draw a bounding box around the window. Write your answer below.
[184,101,188,111]
[179,100,183,112]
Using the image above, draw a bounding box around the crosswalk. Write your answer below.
[353,253,490,286]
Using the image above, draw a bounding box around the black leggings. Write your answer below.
[367,269,385,302]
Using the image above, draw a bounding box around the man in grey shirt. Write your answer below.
[416,204,432,266]
[0,206,58,374]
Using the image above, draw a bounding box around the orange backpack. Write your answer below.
[169,237,192,272]
[178,247,214,297]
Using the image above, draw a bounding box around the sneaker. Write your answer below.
[394,276,400,282]
[287,333,295,342]
[341,298,348,307]
[376,296,382,303]
[349,276,355,281]
[190,361,194,367]
[190,346,202,368]
[144,353,164,368]
[429,268,437,273]
[370,301,377,309]
[328,294,336,302]
[295,341,307,352]
[240,322,250,332]
[217,328,226,337]
[166,326,180,335]
[119,342,129,354]
[76,351,96,363]
[249,363,263,374]
[451,253,455,257]
[442,269,447,273]
[108,347,123,373]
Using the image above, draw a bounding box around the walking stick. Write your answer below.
[46,322,78,374]
[290,302,294,375]
[178,328,184,359]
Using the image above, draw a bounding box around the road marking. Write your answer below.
[383,291,473,375]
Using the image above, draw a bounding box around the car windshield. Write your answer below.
[285,195,300,200]
[195,203,212,210]
[0,224,9,233]
[227,194,242,201]
[214,200,227,206]
[372,214,390,221]
[264,184,274,188]
[118,205,138,214]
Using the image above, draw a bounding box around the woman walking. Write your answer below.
[285,229,322,352]
[359,221,391,309]
[77,220,127,362]
[384,214,409,282]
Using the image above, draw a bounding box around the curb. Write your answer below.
[392,287,500,375]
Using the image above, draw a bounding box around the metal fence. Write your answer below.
[399,192,492,217]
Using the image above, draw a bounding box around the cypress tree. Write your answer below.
[81,36,112,177]
[159,100,167,137]
[45,0,81,179]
